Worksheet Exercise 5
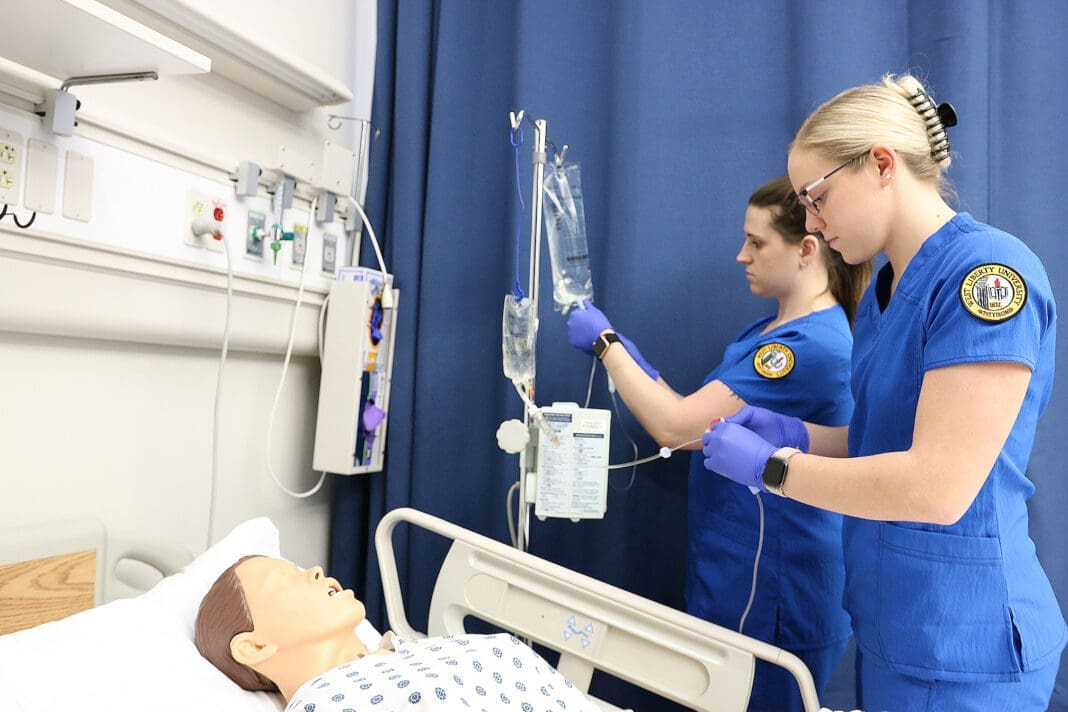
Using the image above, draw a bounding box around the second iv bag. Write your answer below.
[502,293,536,385]
[542,162,594,310]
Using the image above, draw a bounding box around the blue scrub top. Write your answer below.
[687,305,854,649]
[846,213,1067,682]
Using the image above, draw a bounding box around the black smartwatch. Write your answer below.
[762,447,801,496]
[593,331,621,360]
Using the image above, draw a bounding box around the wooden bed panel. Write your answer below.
[0,549,96,635]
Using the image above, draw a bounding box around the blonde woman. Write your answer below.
[703,75,1065,711]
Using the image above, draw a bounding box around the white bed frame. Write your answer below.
[376,508,822,712]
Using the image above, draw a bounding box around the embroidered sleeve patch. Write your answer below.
[959,263,1027,322]
[753,343,795,379]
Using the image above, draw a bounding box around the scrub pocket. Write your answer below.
[875,523,1022,682]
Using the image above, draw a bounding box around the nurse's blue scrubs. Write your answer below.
[688,305,854,711]
[847,213,1066,712]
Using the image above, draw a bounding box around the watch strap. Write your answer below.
[593,331,621,360]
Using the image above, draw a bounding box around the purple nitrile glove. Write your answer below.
[725,405,809,452]
[566,300,613,355]
[701,421,777,492]
[617,333,659,381]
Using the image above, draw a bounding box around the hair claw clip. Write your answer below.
[936,102,958,128]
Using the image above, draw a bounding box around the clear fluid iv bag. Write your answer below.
[542,162,594,311]
[502,293,536,384]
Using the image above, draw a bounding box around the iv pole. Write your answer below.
[515,113,547,552]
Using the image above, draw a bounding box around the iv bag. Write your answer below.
[502,293,536,384]
[542,162,594,311]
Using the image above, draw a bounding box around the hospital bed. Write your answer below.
[0,510,824,711]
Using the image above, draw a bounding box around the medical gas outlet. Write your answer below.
[246,210,266,258]
[265,220,299,265]
[184,191,227,252]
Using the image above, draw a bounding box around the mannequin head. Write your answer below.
[194,555,369,701]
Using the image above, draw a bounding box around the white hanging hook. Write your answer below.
[509,110,525,130]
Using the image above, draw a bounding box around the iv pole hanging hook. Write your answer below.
[511,110,567,165]
[327,114,381,142]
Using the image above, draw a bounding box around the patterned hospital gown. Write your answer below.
[285,633,600,712]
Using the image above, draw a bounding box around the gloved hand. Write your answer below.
[617,334,659,381]
[701,421,777,492]
[566,300,612,355]
[725,405,809,452]
[566,301,660,380]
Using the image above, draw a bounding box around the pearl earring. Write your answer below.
[884,172,893,182]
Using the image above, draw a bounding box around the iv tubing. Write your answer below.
[738,492,765,635]
[606,436,702,470]
[266,194,327,499]
[346,195,387,277]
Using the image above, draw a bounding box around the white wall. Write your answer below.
[0,2,379,568]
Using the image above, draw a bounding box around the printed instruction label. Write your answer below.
[534,404,610,520]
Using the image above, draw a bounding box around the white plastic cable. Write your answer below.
[266,194,327,499]
[344,195,392,307]
[206,232,234,547]
[582,357,596,408]
[738,491,766,635]
[506,480,521,548]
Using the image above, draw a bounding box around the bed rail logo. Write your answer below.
[564,616,595,648]
[959,263,1027,323]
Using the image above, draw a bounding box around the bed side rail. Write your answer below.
[375,507,821,712]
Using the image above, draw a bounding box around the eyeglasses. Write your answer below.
[796,150,869,216]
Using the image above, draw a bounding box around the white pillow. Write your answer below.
[0,517,285,712]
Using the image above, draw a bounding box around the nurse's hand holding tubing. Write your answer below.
[701,406,808,492]
[722,405,809,452]
[566,299,659,380]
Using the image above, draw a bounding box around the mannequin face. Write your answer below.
[235,556,366,651]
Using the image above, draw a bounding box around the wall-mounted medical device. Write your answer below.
[313,267,398,474]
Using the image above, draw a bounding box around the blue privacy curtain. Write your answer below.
[331,2,1068,709]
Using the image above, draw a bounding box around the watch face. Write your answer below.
[593,332,620,359]
[762,458,788,489]
[762,448,799,494]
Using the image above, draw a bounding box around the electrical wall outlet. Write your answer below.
[183,190,227,252]
[321,233,337,276]
[0,129,23,205]
[290,222,308,270]
[246,209,266,259]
